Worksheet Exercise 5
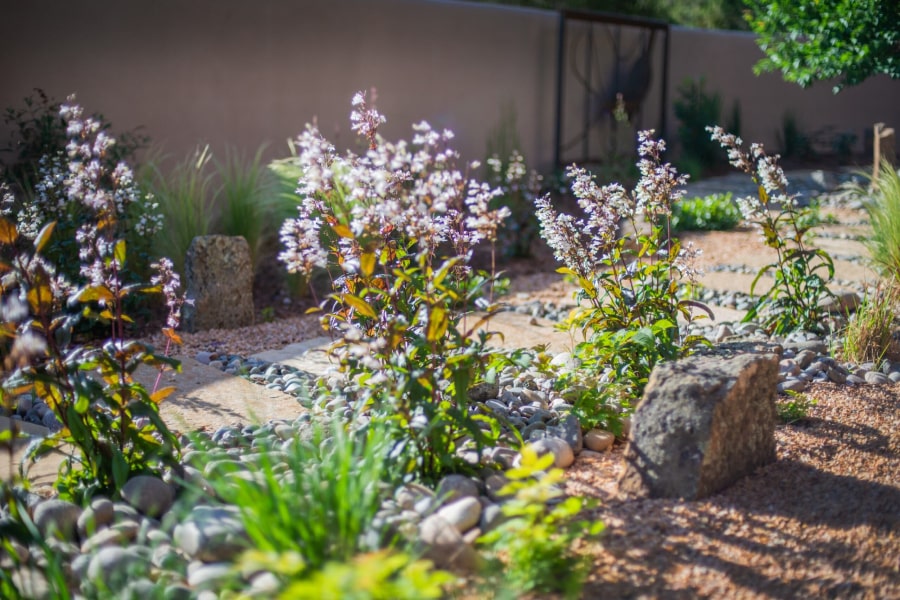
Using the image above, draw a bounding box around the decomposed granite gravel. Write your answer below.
[569,382,899,599]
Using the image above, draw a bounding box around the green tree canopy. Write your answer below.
[745,0,900,92]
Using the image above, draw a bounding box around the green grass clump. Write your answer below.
[478,446,602,599]
[776,392,816,424]
[141,145,216,275]
[864,161,900,279]
[671,192,741,232]
[197,416,455,597]
[214,144,279,274]
[205,418,393,570]
[841,278,900,365]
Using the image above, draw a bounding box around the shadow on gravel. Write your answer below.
[787,416,890,455]
[583,460,899,599]
[581,408,899,599]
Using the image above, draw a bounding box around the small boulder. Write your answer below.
[182,235,255,332]
[436,497,482,534]
[435,474,479,504]
[619,352,779,500]
[418,514,481,572]
[819,291,861,315]
[77,497,115,538]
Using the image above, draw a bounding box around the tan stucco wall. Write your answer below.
[1,0,898,174]
[668,26,900,156]
[0,0,558,168]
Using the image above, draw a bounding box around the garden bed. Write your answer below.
[3,92,898,599]
[121,197,899,598]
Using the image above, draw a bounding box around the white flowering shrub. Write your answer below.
[0,98,183,504]
[535,131,711,430]
[708,126,836,334]
[280,91,512,481]
[0,94,162,293]
[484,151,543,259]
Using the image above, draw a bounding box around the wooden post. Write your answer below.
[873,122,896,182]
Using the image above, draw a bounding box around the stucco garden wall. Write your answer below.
[1,0,897,172]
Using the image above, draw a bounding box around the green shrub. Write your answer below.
[278,91,510,482]
[141,145,216,275]
[777,111,814,160]
[214,144,280,273]
[267,145,323,297]
[0,488,72,599]
[776,392,816,424]
[199,416,454,598]
[204,418,395,574]
[478,446,602,599]
[864,161,900,279]
[671,192,741,231]
[484,151,543,259]
[674,78,724,172]
[483,104,543,259]
[0,91,159,294]
[1,88,148,196]
[239,549,453,599]
[535,132,712,428]
[1,99,184,504]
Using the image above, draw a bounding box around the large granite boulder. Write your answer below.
[182,235,255,332]
[619,351,779,500]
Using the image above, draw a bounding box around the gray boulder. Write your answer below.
[182,235,255,332]
[619,352,779,500]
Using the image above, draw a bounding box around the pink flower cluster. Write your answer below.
[279,91,509,277]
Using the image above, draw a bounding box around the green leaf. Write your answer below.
[112,450,129,490]
[74,393,89,414]
[624,327,656,353]
[749,263,775,295]
[65,404,90,445]
[0,429,14,445]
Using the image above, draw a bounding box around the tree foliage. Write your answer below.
[745,0,900,92]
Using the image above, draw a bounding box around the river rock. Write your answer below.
[436,496,482,534]
[530,437,574,468]
[584,428,615,452]
[85,546,149,591]
[77,497,115,538]
[121,475,175,518]
[173,505,249,562]
[435,474,479,504]
[33,499,82,542]
[418,513,481,572]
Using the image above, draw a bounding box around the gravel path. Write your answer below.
[569,383,900,599]
[143,314,325,358]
